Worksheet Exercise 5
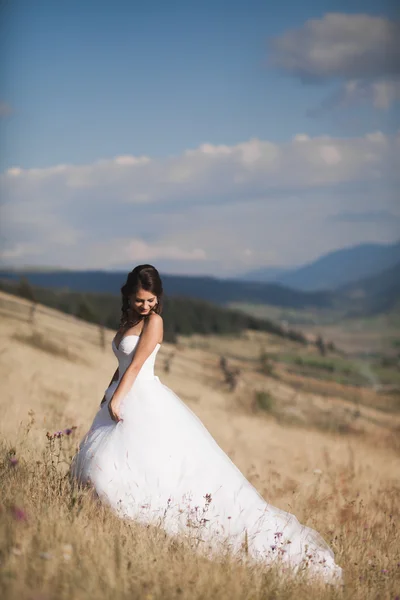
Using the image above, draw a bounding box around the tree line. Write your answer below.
[0,276,308,345]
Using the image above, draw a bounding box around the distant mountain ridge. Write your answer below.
[238,266,289,281]
[0,269,334,310]
[1,253,399,318]
[240,241,400,291]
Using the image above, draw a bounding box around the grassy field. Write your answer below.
[1,291,399,599]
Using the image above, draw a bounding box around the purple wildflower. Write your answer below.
[270,545,276,551]
[9,457,18,466]
[11,506,28,522]
[274,531,283,538]
[64,425,77,435]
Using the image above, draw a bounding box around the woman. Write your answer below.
[70,264,342,584]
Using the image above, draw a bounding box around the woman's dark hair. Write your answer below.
[120,264,163,329]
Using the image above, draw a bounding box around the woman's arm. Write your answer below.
[108,314,163,421]
[100,368,119,405]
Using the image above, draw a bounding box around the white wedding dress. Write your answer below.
[71,335,342,584]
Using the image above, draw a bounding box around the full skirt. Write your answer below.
[71,376,343,584]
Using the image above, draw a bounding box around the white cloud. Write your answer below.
[114,155,150,166]
[270,13,400,80]
[321,78,400,112]
[2,132,397,199]
[153,190,398,275]
[270,13,400,111]
[0,242,42,260]
[320,145,342,165]
[0,132,398,274]
[372,79,400,109]
[126,240,206,262]
[319,82,400,114]
[293,134,311,143]
[54,238,207,270]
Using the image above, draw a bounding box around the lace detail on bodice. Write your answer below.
[112,335,160,382]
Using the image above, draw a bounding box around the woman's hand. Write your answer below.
[108,397,123,423]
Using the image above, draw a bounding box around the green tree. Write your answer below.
[76,297,98,324]
[17,277,36,302]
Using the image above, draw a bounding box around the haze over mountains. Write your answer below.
[1,241,399,318]
[240,241,400,292]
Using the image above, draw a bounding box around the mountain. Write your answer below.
[0,269,334,310]
[240,241,400,291]
[340,261,400,316]
[1,262,398,319]
[239,266,289,282]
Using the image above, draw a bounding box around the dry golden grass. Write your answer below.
[0,291,399,599]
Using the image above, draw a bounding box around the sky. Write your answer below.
[0,0,399,276]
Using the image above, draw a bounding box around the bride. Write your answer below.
[70,264,342,584]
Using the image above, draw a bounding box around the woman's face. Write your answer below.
[130,287,157,316]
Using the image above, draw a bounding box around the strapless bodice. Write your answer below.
[112,335,160,382]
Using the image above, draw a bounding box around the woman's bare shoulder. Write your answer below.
[148,312,163,324]
[142,312,163,334]
[141,313,163,345]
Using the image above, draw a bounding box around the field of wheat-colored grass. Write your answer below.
[1,291,399,599]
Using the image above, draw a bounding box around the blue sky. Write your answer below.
[0,0,399,275]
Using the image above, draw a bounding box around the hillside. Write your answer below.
[241,240,400,291]
[229,261,400,354]
[0,291,399,599]
[340,261,400,316]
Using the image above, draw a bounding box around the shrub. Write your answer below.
[259,351,276,377]
[254,390,274,412]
